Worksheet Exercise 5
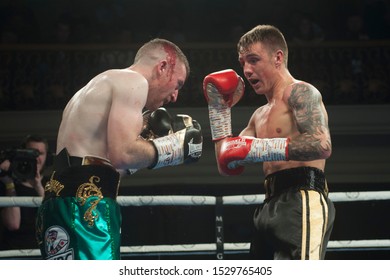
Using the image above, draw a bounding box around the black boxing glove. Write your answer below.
[150,113,203,169]
[126,107,174,175]
[140,107,173,139]
[172,114,203,164]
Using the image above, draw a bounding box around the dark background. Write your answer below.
[1,0,390,260]
[1,0,389,44]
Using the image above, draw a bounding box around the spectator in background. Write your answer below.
[0,135,49,250]
[46,12,74,44]
[344,13,370,41]
[363,0,390,40]
[290,12,325,45]
[0,0,40,44]
[228,21,246,43]
[158,17,187,43]
[54,21,72,44]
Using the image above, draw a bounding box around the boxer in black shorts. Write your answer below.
[250,167,335,259]
[203,25,335,259]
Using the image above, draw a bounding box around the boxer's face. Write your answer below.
[239,42,277,95]
[148,61,186,111]
[161,62,186,105]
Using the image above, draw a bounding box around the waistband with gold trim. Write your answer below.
[264,166,328,200]
[43,148,120,201]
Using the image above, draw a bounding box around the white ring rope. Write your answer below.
[0,190,389,259]
[117,195,217,206]
[119,239,390,252]
[1,190,390,207]
[1,240,390,259]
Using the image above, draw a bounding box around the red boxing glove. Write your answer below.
[217,136,290,176]
[203,69,245,141]
[203,69,244,107]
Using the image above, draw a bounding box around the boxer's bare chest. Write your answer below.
[254,100,296,139]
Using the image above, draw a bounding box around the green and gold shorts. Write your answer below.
[36,149,121,260]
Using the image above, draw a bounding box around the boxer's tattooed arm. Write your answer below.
[287,83,332,161]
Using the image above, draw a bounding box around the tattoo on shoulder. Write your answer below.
[288,83,322,134]
[287,83,331,160]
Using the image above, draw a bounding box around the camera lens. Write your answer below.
[11,158,37,181]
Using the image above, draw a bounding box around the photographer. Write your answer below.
[0,135,49,250]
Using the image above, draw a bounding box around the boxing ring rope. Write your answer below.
[1,190,390,259]
[2,190,390,207]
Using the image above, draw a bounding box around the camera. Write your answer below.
[0,148,39,181]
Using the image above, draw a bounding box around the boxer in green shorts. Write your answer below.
[36,148,121,260]
[35,39,202,260]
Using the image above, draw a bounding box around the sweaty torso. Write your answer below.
[251,83,326,176]
[57,73,112,157]
[56,69,145,160]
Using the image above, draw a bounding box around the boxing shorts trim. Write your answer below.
[264,166,328,200]
[44,148,120,201]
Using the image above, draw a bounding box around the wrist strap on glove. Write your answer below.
[227,137,289,170]
[151,133,183,169]
[248,137,289,162]
[208,104,232,141]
